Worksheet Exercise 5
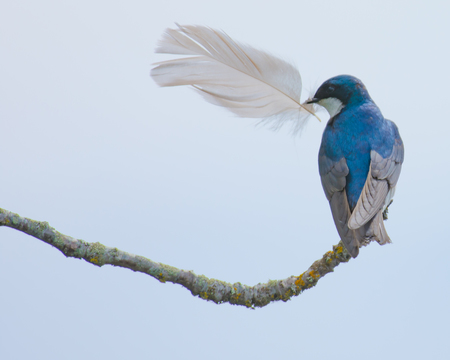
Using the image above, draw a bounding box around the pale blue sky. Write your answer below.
[1,1,449,359]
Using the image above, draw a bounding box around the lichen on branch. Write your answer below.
[0,207,351,308]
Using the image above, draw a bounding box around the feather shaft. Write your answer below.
[151,24,320,132]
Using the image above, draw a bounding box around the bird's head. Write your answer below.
[307,75,371,118]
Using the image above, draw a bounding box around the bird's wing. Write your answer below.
[318,155,349,202]
[319,155,359,257]
[348,139,404,230]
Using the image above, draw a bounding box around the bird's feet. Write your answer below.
[383,199,394,220]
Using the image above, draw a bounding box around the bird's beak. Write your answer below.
[307,98,320,104]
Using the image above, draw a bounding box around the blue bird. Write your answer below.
[308,75,404,258]
[151,27,404,258]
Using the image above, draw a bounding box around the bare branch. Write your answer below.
[0,207,351,308]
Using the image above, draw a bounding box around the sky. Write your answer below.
[1,1,449,359]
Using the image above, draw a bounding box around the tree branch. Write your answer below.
[0,207,351,308]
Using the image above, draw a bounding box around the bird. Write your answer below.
[151,25,404,257]
[308,75,404,257]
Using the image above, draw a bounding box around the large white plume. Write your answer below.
[151,24,320,133]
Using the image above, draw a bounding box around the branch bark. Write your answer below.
[0,207,351,308]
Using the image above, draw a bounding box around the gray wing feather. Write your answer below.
[319,155,359,257]
[347,168,389,229]
[330,189,359,258]
[348,139,404,230]
[319,156,349,201]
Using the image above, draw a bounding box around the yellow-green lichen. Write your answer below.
[38,221,50,231]
[282,288,294,301]
[88,242,106,266]
[306,270,321,283]
[158,272,166,283]
[295,273,306,288]
[324,251,335,263]
[230,287,242,302]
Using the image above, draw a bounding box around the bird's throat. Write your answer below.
[318,98,344,119]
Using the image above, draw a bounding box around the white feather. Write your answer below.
[151,24,320,133]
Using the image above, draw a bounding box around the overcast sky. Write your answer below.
[1,1,449,359]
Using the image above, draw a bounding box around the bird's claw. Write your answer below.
[382,199,394,220]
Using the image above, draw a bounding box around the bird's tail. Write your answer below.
[330,191,391,257]
[358,211,392,246]
[342,211,391,257]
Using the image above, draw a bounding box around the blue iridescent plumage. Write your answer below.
[309,75,404,257]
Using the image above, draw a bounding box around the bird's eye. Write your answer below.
[327,86,335,93]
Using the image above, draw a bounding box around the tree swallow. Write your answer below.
[308,75,404,258]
